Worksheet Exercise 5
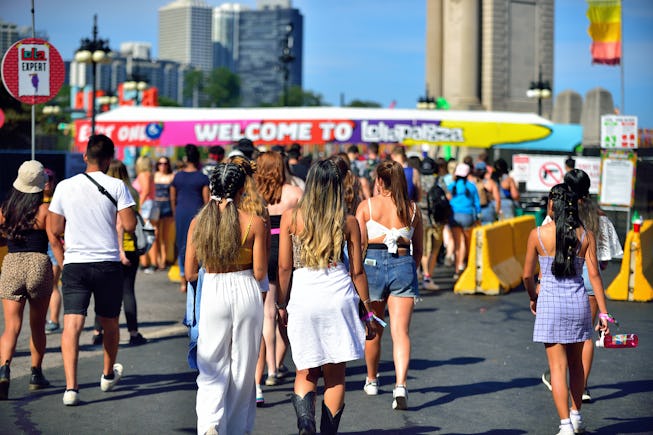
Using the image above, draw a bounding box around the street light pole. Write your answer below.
[279,23,294,107]
[526,64,552,117]
[75,14,111,136]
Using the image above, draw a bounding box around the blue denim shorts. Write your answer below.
[363,247,419,301]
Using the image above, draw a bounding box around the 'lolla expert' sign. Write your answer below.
[1,38,65,105]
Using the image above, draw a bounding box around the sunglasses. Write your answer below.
[157,161,169,165]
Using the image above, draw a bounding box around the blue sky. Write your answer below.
[3,0,652,126]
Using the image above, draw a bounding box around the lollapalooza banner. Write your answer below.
[73,109,552,150]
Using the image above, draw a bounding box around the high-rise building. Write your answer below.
[425,0,554,115]
[212,3,248,71]
[0,19,20,55]
[159,0,213,72]
[237,1,303,106]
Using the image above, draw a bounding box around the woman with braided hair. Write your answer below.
[185,162,267,435]
[523,184,611,435]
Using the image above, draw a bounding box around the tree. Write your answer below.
[278,86,325,107]
[158,96,181,107]
[183,68,205,107]
[347,99,381,108]
[205,67,240,107]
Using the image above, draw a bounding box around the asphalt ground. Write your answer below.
[0,261,651,434]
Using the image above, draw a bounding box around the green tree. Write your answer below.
[347,99,381,108]
[278,86,325,107]
[205,67,241,107]
[158,96,181,107]
[183,68,205,107]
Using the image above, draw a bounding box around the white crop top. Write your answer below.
[365,198,416,253]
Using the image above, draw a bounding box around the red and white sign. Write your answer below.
[1,38,65,105]
[538,161,564,187]
[601,115,638,149]
[511,154,530,182]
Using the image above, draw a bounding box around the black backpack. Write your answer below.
[426,182,451,225]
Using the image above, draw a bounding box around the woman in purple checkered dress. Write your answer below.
[523,184,611,435]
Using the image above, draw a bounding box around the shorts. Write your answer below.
[363,248,419,301]
[47,244,59,267]
[582,263,597,296]
[423,223,443,256]
[268,234,279,282]
[62,262,123,317]
[141,199,160,222]
[0,252,53,301]
[452,212,475,229]
[156,199,173,218]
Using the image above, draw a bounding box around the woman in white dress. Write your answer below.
[277,159,378,434]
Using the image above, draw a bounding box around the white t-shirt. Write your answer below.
[49,171,135,264]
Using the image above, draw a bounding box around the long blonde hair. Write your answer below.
[228,155,268,218]
[293,159,345,268]
[192,163,247,269]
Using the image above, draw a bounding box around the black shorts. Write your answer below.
[62,262,124,318]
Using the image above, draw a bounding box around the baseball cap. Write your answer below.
[420,157,436,175]
[13,160,46,193]
[454,163,470,178]
[474,161,487,171]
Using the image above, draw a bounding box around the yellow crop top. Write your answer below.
[233,215,254,266]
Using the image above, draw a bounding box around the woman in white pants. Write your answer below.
[185,163,267,435]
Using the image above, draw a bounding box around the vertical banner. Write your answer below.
[586,0,621,65]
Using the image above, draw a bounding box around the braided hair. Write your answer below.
[549,183,582,278]
[192,163,247,269]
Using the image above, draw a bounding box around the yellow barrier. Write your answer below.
[510,216,537,270]
[454,219,524,295]
[606,220,653,302]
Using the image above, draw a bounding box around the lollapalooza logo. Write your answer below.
[20,47,47,61]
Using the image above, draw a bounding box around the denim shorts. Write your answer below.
[363,248,419,301]
[582,263,597,296]
[62,262,123,317]
[452,212,475,229]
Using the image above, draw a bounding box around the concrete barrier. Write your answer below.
[509,216,537,269]
[606,220,653,302]
[454,219,524,295]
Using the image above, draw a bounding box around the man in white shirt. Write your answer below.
[48,135,136,406]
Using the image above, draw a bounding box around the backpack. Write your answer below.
[83,173,154,256]
[426,182,452,225]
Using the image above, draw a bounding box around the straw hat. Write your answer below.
[13,160,46,193]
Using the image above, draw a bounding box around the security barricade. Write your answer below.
[454,219,524,295]
[509,215,537,270]
[606,220,653,302]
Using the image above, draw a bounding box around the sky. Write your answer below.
[2,0,652,126]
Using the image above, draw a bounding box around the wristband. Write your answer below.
[598,313,618,325]
[363,312,374,322]
[275,302,287,310]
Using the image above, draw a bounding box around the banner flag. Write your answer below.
[586,0,621,65]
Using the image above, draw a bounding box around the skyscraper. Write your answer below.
[159,0,213,72]
[213,3,248,71]
[237,0,303,106]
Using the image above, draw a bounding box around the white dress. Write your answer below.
[286,235,366,370]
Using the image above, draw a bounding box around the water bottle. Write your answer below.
[595,331,639,348]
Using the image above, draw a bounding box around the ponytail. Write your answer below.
[549,184,581,278]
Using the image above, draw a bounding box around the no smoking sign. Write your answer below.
[538,161,564,188]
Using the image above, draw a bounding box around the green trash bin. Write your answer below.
[523,207,546,226]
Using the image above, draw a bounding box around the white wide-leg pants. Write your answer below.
[196,270,263,435]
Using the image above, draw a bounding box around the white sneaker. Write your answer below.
[392,385,408,410]
[100,363,123,392]
[570,411,586,434]
[363,377,378,395]
[62,389,79,406]
[556,423,574,435]
[581,388,592,403]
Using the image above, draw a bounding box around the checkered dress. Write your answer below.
[533,228,591,344]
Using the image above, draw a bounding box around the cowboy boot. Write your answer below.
[291,391,316,435]
[320,401,345,435]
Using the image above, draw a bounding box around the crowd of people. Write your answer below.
[0,136,622,435]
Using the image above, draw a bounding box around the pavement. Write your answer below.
[0,261,651,435]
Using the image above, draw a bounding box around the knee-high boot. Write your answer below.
[291,392,316,435]
[320,401,344,435]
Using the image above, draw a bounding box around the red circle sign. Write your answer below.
[1,38,65,105]
[538,161,564,187]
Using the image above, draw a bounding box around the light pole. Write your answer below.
[417,85,436,110]
[74,14,111,136]
[279,23,295,106]
[123,80,148,106]
[526,64,552,116]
